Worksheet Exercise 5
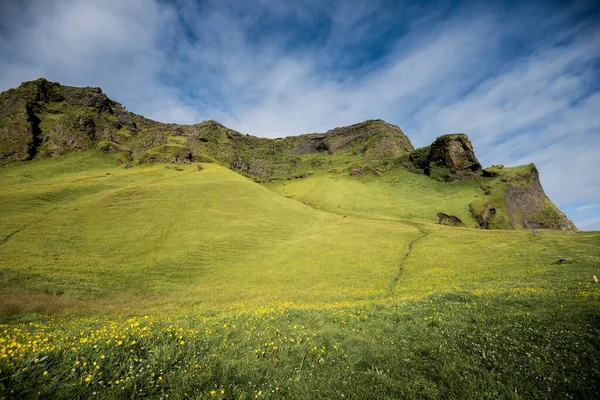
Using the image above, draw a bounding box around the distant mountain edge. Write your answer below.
[0,78,576,231]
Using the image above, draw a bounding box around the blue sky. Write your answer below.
[1,0,599,229]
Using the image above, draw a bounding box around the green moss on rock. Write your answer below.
[427,134,482,181]
[137,144,193,164]
[469,200,496,229]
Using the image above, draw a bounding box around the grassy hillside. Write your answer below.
[0,151,421,315]
[266,168,487,226]
[1,78,576,232]
[265,162,575,231]
[0,152,598,398]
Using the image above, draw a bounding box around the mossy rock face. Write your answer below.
[137,144,193,164]
[482,165,503,177]
[428,134,482,181]
[503,164,576,230]
[231,155,274,177]
[9,78,65,104]
[42,108,103,156]
[61,86,111,111]
[0,79,119,161]
[0,109,36,164]
[348,165,381,177]
[5,78,111,112]
[408,146,430,171]
[0,122,34,164]
[0,79,578,232]
[436,212,463,226]
[469,200,496,229]
[290,120,413,157]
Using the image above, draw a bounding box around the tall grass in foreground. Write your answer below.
[1,290,599,399]
[1,152,599,398]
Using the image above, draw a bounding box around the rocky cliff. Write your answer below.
[405,134,482,181]
[0,78,576,231]
[502,165,577,230]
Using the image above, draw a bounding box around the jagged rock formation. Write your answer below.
[0,78,577,231]
[0,79,417,182]
[0,78,133,161]
[405,134,482,181]
[288,119,413,159]
[0,107,36,163]
[428,134,482,179]
[503,164,577,231]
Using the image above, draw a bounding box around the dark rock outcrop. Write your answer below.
[4,78,112,112]
[427,134,482,180]
[0,79,578,232]
[290,120,414,158]
[405,134,482,181]
[0,79,117,162]
[138,144,193,164]
[437,213,463,226]
[503,164,576,231]
[0,108,36,163]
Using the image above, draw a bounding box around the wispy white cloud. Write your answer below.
[577,204,599,212]
[574,215,600,231]
[0,0,598,228]
[0,0,198,122]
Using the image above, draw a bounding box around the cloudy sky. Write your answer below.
[1,0,599,229]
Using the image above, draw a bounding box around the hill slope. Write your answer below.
[0,78,575,230]
[0,149,598,399]
[0,150,421,314]
[0,80,598,399]
[266,162,574,230]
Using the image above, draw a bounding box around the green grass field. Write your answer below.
[266,169,485,225]
[1,152,599,399]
